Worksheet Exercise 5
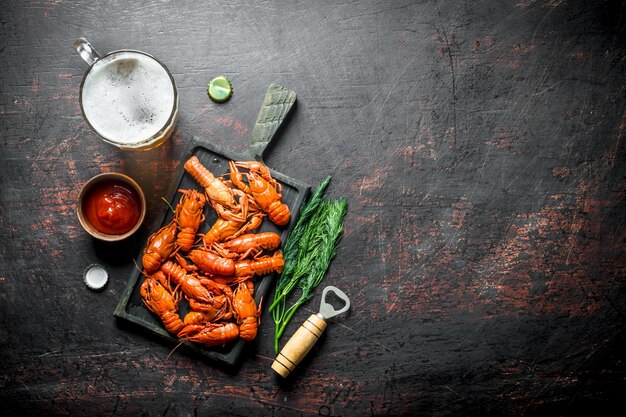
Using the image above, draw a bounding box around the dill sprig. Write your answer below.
[271,176,331,308]
[270,176,348,353]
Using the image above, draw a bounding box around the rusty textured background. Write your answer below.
[1,0,625,416]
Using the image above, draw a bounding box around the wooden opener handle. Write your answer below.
[271,313,327,377]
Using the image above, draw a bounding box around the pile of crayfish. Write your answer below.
[139,157,290,347]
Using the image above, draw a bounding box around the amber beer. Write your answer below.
[75,39,178,150]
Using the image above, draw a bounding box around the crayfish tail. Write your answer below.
[184,156,214,189]
[177,324,204,338]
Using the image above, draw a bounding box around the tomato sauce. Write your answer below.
[83,180,142,235]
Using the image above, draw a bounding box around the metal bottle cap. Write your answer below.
[83,264,109,291]
[207,76,233,103]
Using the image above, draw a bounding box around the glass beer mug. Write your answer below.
[74,38,179,150]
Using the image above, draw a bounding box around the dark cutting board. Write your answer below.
[114,84,310,366]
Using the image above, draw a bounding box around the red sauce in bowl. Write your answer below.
[83,180,142,235]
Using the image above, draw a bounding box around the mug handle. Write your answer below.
[74,38,101,66]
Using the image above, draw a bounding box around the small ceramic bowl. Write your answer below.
[77,172,146,242]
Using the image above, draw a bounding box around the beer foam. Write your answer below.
[81,51,176,145]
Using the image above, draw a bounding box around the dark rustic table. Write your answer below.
[2,1,626,416]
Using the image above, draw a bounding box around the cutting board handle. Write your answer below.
[249,84,297,161]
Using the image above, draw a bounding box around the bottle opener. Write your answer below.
[272,286,350,377]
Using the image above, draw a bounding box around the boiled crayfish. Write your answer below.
[138,156,290,353]
[175,189,206,252]
[233,281,260,341]
[235,250,284,278]
[188,249,236,276]
[178,322,240,346]
[219,232,281,259]
[184,156,248,222]
[202,211,264,247]
[142,221,177,273]
[229,161,291,226]
[140,277,184,336]
[160,259,213,304]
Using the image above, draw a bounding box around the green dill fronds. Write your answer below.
[270,176,348,353]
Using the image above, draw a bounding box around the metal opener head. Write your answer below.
[319,286,350,320]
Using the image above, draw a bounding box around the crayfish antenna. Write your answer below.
[161,196,176,214]
[257,296,263,325]
[132,259,147,275]
[165,338,186,363]
[193,234,204,249]
[172,282,182,301]
[132,258,141,273]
